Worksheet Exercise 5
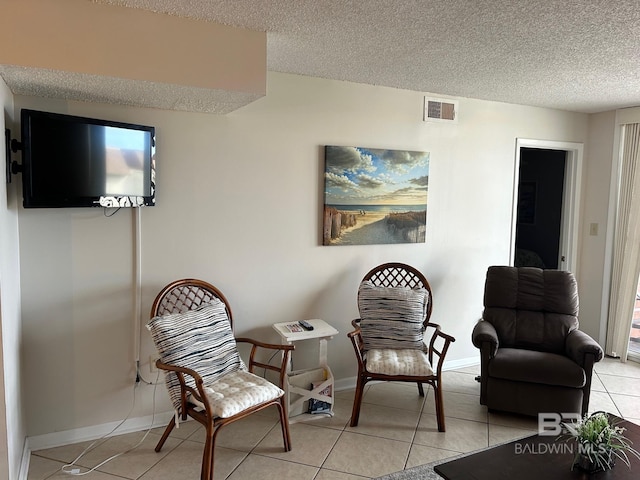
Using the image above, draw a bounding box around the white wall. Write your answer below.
[1,75,25,478]
[17,72,591,440]
[585,107,640,347]
[581,111,617,343]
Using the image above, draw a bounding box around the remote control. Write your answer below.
[298,320,314,331]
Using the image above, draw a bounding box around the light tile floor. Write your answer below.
[28,357,640,479]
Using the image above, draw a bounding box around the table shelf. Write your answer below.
[287,366,334,419]
[272,319,338,422]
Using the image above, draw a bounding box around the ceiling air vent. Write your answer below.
[424,97,458,124]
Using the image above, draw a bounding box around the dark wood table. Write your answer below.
[434,415,640,479]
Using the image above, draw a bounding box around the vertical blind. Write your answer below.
[606,123,640,359]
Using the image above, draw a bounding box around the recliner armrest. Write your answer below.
[472,320,499,356]
[565,329,604,367]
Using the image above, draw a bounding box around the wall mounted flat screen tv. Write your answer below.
[20,109,156,208]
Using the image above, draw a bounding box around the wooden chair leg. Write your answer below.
[202,424,215,480]
[434,382,446,432]
[155,415,176,452]
[277,399,292,451]
[417,382,425,396]
[350,375,366,427]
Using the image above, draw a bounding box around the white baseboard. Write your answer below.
[443,356,480,371]
[27,411,174,453]
[18,439,30,480]
[334,377,358,392]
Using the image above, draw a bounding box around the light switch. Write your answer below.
[589,223,598,236]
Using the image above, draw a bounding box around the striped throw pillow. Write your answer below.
[147,300,246,412]
[358,280,429,350]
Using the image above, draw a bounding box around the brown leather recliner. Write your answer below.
[472,266,603,417]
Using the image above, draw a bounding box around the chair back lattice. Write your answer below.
[361,263,433,322]
[150,278,233,327]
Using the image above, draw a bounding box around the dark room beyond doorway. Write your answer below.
[515,148,567,269]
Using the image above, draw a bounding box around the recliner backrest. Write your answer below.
[483,266,578,353]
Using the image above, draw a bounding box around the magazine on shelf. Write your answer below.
[284,323,304,333]
[308,380,332,414]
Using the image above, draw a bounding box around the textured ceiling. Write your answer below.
[9,0,640,114]
[101,0,640,114]
[0,65,263,114]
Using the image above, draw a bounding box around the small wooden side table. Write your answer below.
[272,319,339,422]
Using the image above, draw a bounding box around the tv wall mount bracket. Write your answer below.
[5,128,22,184]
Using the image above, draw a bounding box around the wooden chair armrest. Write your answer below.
[156,360,210,417]
[235,337,295,389]
[424,323,456,376]
[351,318,362,330]
[426,322,456,343]
[156,360,203,379]
[347,328,365,368]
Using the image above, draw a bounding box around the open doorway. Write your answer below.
[511,139,583,273]
[515,148,566,269]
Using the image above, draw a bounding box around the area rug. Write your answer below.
[375,435,533,480]
[374,452,467,480]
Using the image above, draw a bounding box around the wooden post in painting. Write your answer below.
[323,207,333,244]
[324,206,343,243]
[331,210,342,239]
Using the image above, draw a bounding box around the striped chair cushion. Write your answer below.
[358,281,429,350]
[147,300,246,412]
[366,349,434,376]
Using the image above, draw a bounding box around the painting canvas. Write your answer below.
[323,146,429,245]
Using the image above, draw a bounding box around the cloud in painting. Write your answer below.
[324,145,429,206]
[356,174,385,189]
[325,172,359,191]
[368,148,429,174]
[410,175,429,187]
[324,146,376,175]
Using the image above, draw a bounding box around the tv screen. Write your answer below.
[20,109,156,208]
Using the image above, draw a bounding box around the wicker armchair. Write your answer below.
[347,263,455,432]
[147,278,294,480]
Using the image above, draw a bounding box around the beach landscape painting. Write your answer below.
[323,145,429,246]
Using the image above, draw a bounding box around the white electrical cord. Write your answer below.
[136,363,164,385]
[63,197,163,475]
[133,207,142,366]
[61,372,160,476]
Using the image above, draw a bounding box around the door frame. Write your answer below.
[510,138,584,273]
